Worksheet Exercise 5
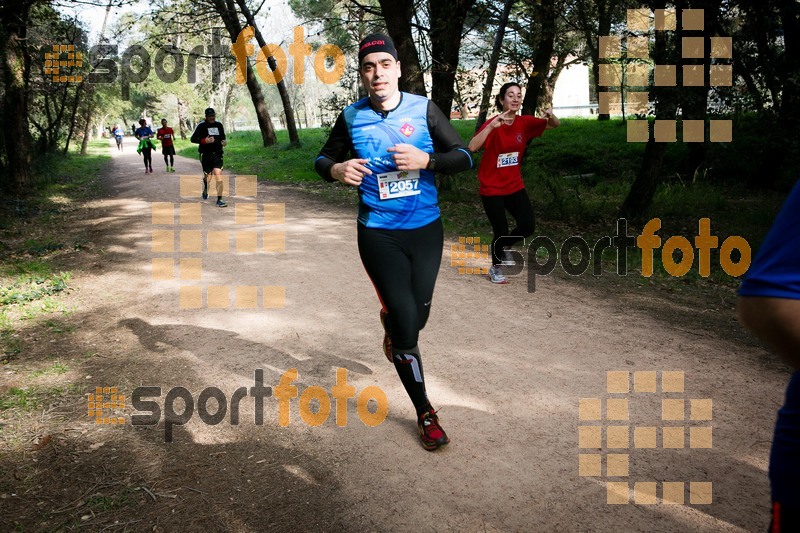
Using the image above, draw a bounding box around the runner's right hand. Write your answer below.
[492,109,516,128]
[332,159,371,186]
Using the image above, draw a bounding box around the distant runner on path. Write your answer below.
[113,124,124,151]
[190,108,228,208]
[157,119,176,173]
[134,119,155,174]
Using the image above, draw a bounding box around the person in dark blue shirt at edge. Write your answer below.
[315,33,473,451]
[738,179,800,531]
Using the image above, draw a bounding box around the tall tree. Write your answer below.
[209,0,278,146]
[377,0,426,95]
[428,0,475,118]
[234,0,298,146]
[680,0,725,176]
[619,0,681,219]
[476,0,516,130]
[80,0,112,155]
[574,0,623,120]
[778,0,800,127]
[521,0,557,115]
[0,0,37,194]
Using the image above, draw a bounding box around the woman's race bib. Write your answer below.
[497,152,519,167]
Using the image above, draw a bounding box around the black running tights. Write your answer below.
[357,219,443,351]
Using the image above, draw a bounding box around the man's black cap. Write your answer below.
[358,33,398,64]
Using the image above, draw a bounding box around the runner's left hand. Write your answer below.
[388,144,428,171]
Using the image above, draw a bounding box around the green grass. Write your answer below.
[84,488,138,511]
[0,387,41,411]
[0,384,77,411]
[30,360,69,377]
[0,309,20,362]
[43,319,75,334]
[36,140,109,200]
[0,265,70,306]
[0,140,107,362]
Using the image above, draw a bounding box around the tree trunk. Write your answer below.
[732,54,764,111]
[222,81,235,126]
[177,98,187,140]
[428,0,474,118]
[779,0,800,126]
[378,0,426,96]
[243,62,276,144]
[577,0,615,120]
[81,85,95,155]
[211,0,277,146]
[0,5,34,195]
[521,0,556,116]
[756,0,800,189]
[619,0,678,219]
[235,0,297,146]
[619,141,668,219]
[64,82,84,154]
[749,1,782,109]
[683,0,717,177]
[453,74,468,119]
[80,87,95,155]
[542,55,568,112]
[476,0,516,130]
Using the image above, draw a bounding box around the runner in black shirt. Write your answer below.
[190,108,228,208]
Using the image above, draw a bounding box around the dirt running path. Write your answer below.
[1,138,787,531]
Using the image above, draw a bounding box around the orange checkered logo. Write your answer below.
[44,44,83,83]
[579,371,713,505]
[599,9,733,143]
[87,387,125,425]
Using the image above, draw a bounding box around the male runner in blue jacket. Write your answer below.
[315,33,473,451]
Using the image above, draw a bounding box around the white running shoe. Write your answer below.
[488,265,507,284]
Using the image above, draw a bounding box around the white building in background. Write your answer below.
[551,62,595,117]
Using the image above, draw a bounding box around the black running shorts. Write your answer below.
[201,152,223,173]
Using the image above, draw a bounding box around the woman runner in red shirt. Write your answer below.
[469,82,560,284]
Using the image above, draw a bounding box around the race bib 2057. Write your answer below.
[378,170,421,200]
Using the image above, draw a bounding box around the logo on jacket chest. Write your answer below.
[399,123,415,137]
